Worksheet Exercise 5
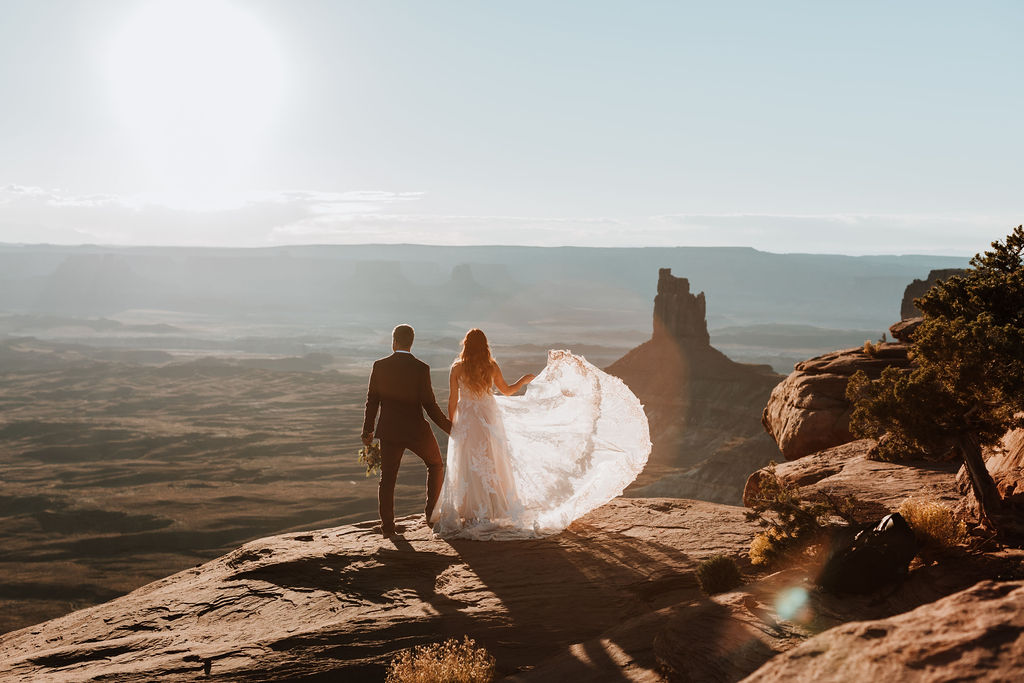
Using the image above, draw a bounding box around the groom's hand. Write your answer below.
[361,432,374,446]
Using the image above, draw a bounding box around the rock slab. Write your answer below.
[743,580,1024,682]
[0,498,761,682]
[744,439,962,518]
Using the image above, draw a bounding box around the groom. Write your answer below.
[361,324,452,537]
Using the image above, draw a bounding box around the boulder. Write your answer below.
[888,316,923,343]
[761,344,911,461]
[743,580,1024,682]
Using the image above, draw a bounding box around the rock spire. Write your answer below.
[653,268,710,345]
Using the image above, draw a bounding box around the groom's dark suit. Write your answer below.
[362,351,452,534]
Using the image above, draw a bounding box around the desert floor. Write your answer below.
[0,336,642,634]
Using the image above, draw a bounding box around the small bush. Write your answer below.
[749,530,777,567]
[745,465,856,567]
[386,636,496,683]
[696,554,742,594]
[863,340,878,356]
[898,498,967,549]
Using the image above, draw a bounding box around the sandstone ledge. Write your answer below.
[2,494,1022,682]
[0,498,761,682]
[743,580,1024,682]
[744,440,962,518]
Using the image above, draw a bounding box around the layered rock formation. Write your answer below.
[900,268,966,320]
[761,343,911,461]
[745,580,1024,682]
[609,269,782,503]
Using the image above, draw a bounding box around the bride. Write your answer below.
[431,328,651,540]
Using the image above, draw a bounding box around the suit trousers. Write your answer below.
[378,433,445,532]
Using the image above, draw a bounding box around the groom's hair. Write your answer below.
[392,324,415,349]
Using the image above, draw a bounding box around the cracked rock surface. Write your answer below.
[0,498,761,681]
[743,580,1024,682]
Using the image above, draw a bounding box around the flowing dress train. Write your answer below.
[432,350,651,540]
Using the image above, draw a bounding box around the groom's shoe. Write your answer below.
[380,524,404,538]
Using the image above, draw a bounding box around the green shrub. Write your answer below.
[745,464,855,567]
[696,555,742,594]
[386,636,495,683]
[847,226,1024,535]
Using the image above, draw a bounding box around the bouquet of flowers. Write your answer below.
[357,440,382,478]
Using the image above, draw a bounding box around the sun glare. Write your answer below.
[105,0,285,207]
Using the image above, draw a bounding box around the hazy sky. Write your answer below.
[1,0,1021,253]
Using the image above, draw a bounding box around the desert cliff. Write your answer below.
[3,490,1021,681]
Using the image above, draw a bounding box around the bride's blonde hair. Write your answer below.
[456,328,494,395]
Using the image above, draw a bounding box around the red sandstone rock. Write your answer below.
[743,439,961,518]
[609,269,781,504]
[743,580,1024,682]
[0,498,762,682]
[889,316,923,343]
[761,344,911,461]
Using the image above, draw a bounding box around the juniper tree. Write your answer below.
[847,225,1024,535]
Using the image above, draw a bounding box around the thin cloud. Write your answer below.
[0,185,1013,253]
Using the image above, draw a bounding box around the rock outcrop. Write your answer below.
[761,343,911,461]
[609,269,782,504]
[900,268,967,320]
[744,439,962,518]
[0,498,763,682]
[888,316,923,343]
[744,580,1024,683]
[5,495,1022,681]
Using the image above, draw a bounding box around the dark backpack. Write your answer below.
[815,512,918,594]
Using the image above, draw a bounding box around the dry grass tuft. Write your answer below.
[898,498,967,549]
[386,636,496,683]
[696,554,743,594]
[749,530,778,567]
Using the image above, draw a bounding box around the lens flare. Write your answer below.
[775,586,809,621]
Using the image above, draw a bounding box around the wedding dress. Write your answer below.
[431,350,651,540]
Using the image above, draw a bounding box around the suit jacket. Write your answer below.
[362,352,452,444]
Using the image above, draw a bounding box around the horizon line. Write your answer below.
[0,241,975,260]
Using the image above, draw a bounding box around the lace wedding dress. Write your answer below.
[431,350,651,540]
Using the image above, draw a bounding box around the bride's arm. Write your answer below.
[491,360,536,396]
[448,364,460,420]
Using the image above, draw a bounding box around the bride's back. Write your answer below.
[455,328,495,396]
